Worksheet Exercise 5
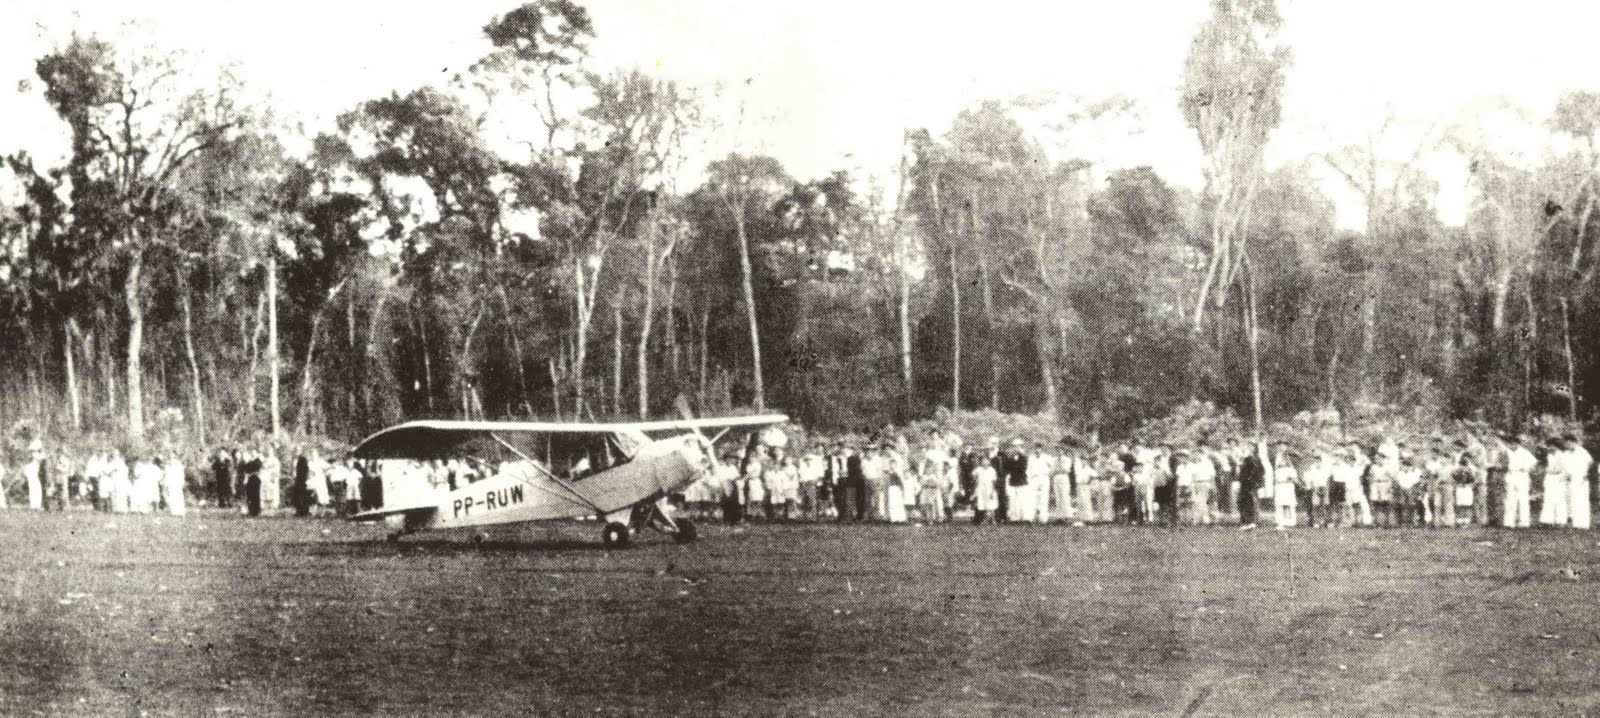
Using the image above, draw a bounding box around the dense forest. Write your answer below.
[1,0,1596,452]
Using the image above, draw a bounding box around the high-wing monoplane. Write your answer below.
[344,414,787,547]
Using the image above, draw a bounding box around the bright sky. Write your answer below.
[3,0,1598,229]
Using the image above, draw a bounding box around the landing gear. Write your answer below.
[602,522,632,548]
[673,517,698,544]
[632,497,697,544]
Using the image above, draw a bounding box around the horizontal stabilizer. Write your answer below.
[346,503,439,523]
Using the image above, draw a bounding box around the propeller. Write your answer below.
[673,394,720,471]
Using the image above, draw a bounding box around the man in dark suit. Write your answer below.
[1236,440,1266,529]
[1001,439,1029,523]
[211,450,233,509]
[845,444,868,521]
[825,443,850,521]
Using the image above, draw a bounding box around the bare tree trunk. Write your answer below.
[637,289,655,419]
[245,292,266,421]
[414,305,435,413]
[1037,319,1058,421]
[1561,297,1578,421]
[63,319,81,432]
[461,301,486,420]
[666,257,681,390]
[949,246,961,412]
[611,303,623,418]
[180,293,206,447]
[125,251,145,441]
[899,265,913,405]
[979,257,998,410]
[295,279,347,435]
[732,210,765,411]
[548,358,563,420]
[574,259,590,417]
[697,305,710,408]
[267,252,281,439]
[1359,272,1377,400]
[494,285,533,417]
[1524,289,1538,413]
[1245,255,1265,433]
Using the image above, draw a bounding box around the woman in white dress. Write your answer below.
[162,455,187,516]
[132,457,163,513]
[23,451,44,511]
[885,467,908,524]
[972,461,999,524]
[1272,449,1299,529]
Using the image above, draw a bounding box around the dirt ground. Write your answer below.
[2,509,1600,717]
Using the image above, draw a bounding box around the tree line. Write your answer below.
[0,0,1596,452]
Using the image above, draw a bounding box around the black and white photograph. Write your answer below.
[1,0,1599,714]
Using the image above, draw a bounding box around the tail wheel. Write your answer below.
[602,522,632,548]
[674,518,698,544]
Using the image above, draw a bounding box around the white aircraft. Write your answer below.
[345,414,787,547]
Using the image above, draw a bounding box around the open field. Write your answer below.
[3,510,1600,716]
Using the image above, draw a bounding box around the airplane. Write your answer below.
[344,414,788,547]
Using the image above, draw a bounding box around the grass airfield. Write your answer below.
[3,509,1600,716]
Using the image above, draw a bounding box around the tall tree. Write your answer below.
[703,154,791,412]
[34,33,254,440]
[1178,0,1291,430]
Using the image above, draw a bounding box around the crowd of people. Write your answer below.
[0,437,526,521]
[681,430,1598,531]
[3,428,1595,534]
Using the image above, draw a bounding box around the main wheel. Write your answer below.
[602,522,632,548]
[674,517,698,544]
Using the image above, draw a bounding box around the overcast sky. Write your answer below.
[3,0,1596,228]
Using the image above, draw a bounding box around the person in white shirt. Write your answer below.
[131,456,163,514]
[106,450,131,513]
[308,454,333,513]
[916,443,951,523]
[260,450,282,514]
[972,459,999,524]
[1425,444,1455,527]
[1075,450,1100,524]
[1025,443,1054,524]
[23,443,45,511]
[1394,456,1425,526]
[1050,450,1075,524]
[1563,436,1593,529]
[1503,434,1537,528]
[765,449,800,521]
[161,454,187,516]
[1334,444,1371,527]
[742,447,767,521]
[860,445,888,521]
[1300,449,1333,528]
[1538,438,1568,527]
[1272,447,1299,529]
[797,448,825,519]
[1133,446,1160,525]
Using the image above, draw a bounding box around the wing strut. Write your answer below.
[489,432,610,517]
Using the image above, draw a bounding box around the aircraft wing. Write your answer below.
[348,415,789,460]
[347,502,439,523]
[628,414,789,440]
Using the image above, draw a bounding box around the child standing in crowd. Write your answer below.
[742,446,766,521]
[1272,446,1298,529]
[1301,448,1333,528]
[972,455,999,524]
[1394,456,1424,526]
